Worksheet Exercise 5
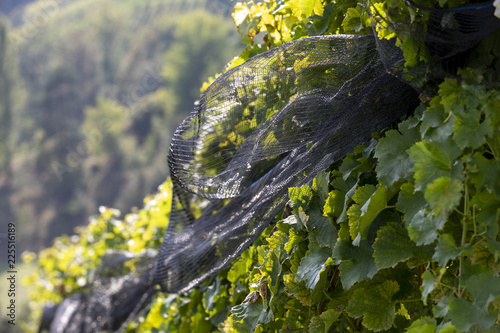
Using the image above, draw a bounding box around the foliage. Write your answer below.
[26,0,500,332]
[22,180,172,332]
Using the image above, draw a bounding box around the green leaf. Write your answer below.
[231,298,274,333]
[339,153,370,180]
[432,234,461,267]
[420,271,436,306]
[267,228,289,252]
[433,296,450,318]
[264,251,282,294]
[283,272,323,307]
[346,280,400,331]
[288,0,322,18]
[470,189,500,227]
[331,176,358,221]
[397,183,446,245]
[408,138,462,191]
[468,152,500,195]
[436,322,459,333]
[461,265,500,309]
[309,174,338,248]
[348,185,387,243]
[438,78,461,111]
[312,170,330,205]
[448,297,497,332]
[147,297,167,329]
[285,227,304,254]
[373,222,415,269]
[228,247,255,283]
[191,307,213,332]
[309,309,341,333]
[296,243,332,290]
[452,108,491,149]
[308,211,338,249]
[407,210,446,246]
[323,190,343,218]
[289,184,313,209]
[406,317,437,333]
[204,276,221,312]
[342,7,367,32]
[232,3,262,44]
[420,98,447,137]
[375,117,420,187]
[333,239,378,290]
[424,177,463,216]
[397,183,426,224]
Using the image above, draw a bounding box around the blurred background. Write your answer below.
[0,0,241,260]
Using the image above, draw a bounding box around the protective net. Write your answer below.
[42,1,500,332]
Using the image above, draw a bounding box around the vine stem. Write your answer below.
[459,182,469,296]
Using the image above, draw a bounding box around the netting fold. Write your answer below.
[42,1,500,332]
[156,34,420,293]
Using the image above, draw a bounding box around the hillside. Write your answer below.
[0,0,241,256]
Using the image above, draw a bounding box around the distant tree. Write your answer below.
[0,22,14,231]
[163,10,241,115]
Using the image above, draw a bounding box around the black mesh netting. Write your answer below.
[41,1,500,332]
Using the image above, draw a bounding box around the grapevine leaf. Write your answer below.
[424,177,463,217]
[288,0,323,18]
[436,322,458,333]
[375,117,420,187]
[397,183,445,245]
[323,190,343,218]
[231,299,274,333]
[420,271,436,306]
[289,184,313,209]
[309,309,341,333]
[305,2,335,36]
[204,276,221,312]
[408,210,446,245]
[432,234,461,267]
[448,297,497,332]
[312,170,330,205]
[191,308,213,332]
[406,317,437,333]
[408,138,463,191]
[438,78,461,111]
[296,243,332,290]
[340,154,370,180]
[228,247,255,283]
[267,228,289,252]
[320,309,341,330]
[470,189,500,227]
[396,182,426,223]
[468,152,500,195]
[309,315,326,333]
[147,298,166,329]
[285,227,304,254]
[232,3,262,44]
[309,180,338,249]
[420,97,446,137]
[373,222,415,269]
[283,274,317,307]
[348,185,387,243]
[461,265,500,309]
[333,239,378,290]
[346,280,400,331]
[433,296,450,318]
[308,212,338,249]
[331,177,358,223]
[452,108,491,149]
[264,251,282,294]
